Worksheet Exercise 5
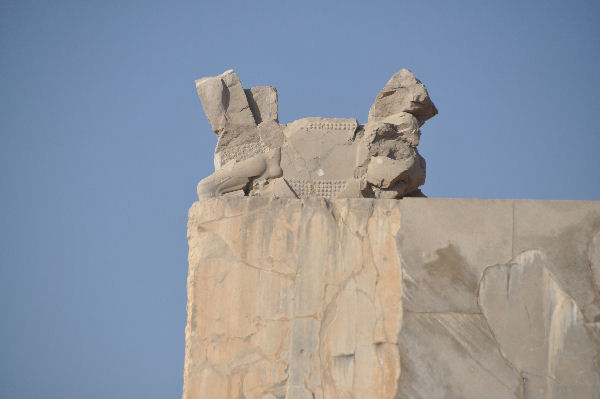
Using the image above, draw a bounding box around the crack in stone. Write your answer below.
[185,199,600,398]
[476,273,523,376]
[404,310,482,315]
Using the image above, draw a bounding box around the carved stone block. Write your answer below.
[194,69,436,199]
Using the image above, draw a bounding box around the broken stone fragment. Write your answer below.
[405,150,426,193]
[193,69,436,199]
[195,70,256,134]
[357,128,426,198]
[212,121,284,171]
[381,112,422,147]
[359,121,414,161]
[213,124,263,170]
[368,68,437,126]
[366,156,413,188]
[245,86,278,124]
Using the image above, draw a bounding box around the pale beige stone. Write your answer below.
[243,360,287,399]
[257,120,285,149]
[359,121,413,161]
[587,321,600,345]
[212,120,285,172]
[281,117,358,181]
[184,197,600,398]
[368,68,437,125]
[479,250,600,398]
[355,121,426,197]
[513,200,600,321]
[213,124,263,170]
[381,112,421,147]
[334,179,363,199]
[184,198,403,399]
[365,156,413,189]
[245,86,278,124]
[251,177,297,199]
[197,148,283,198]
[182,367,229,399]
[251,321,288,357]
[398,198,513,312]
[397,312,522,398]
[591,229,600,293]
[195,70,256,133]
[194,69,436,199]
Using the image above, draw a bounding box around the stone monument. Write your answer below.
[184,70,600,399]
[194,69,435,200]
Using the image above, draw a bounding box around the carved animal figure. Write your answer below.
[195,69,437,199]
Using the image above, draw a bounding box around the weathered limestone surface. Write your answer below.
[480,251,599,398]
[194,69,435,200]
[185,198,403,399]
[184,198,600,399]
[367,69,437,125]
[195,69,256,134]
[245,86,278,124]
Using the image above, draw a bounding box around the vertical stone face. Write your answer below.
[479,250,600,398]
[513,200,600,321]
[398,198,514,313]
[184,198,600,398]
[397,313,522,399]
[184,198,403,399]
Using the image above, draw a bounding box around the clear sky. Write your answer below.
[1,0,599,397]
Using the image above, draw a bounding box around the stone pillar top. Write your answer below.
[194,69,437,200]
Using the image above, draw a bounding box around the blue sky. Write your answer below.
[1,1,599,397]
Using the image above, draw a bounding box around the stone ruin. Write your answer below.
[194,69,437,200]
[185,71,600,398]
